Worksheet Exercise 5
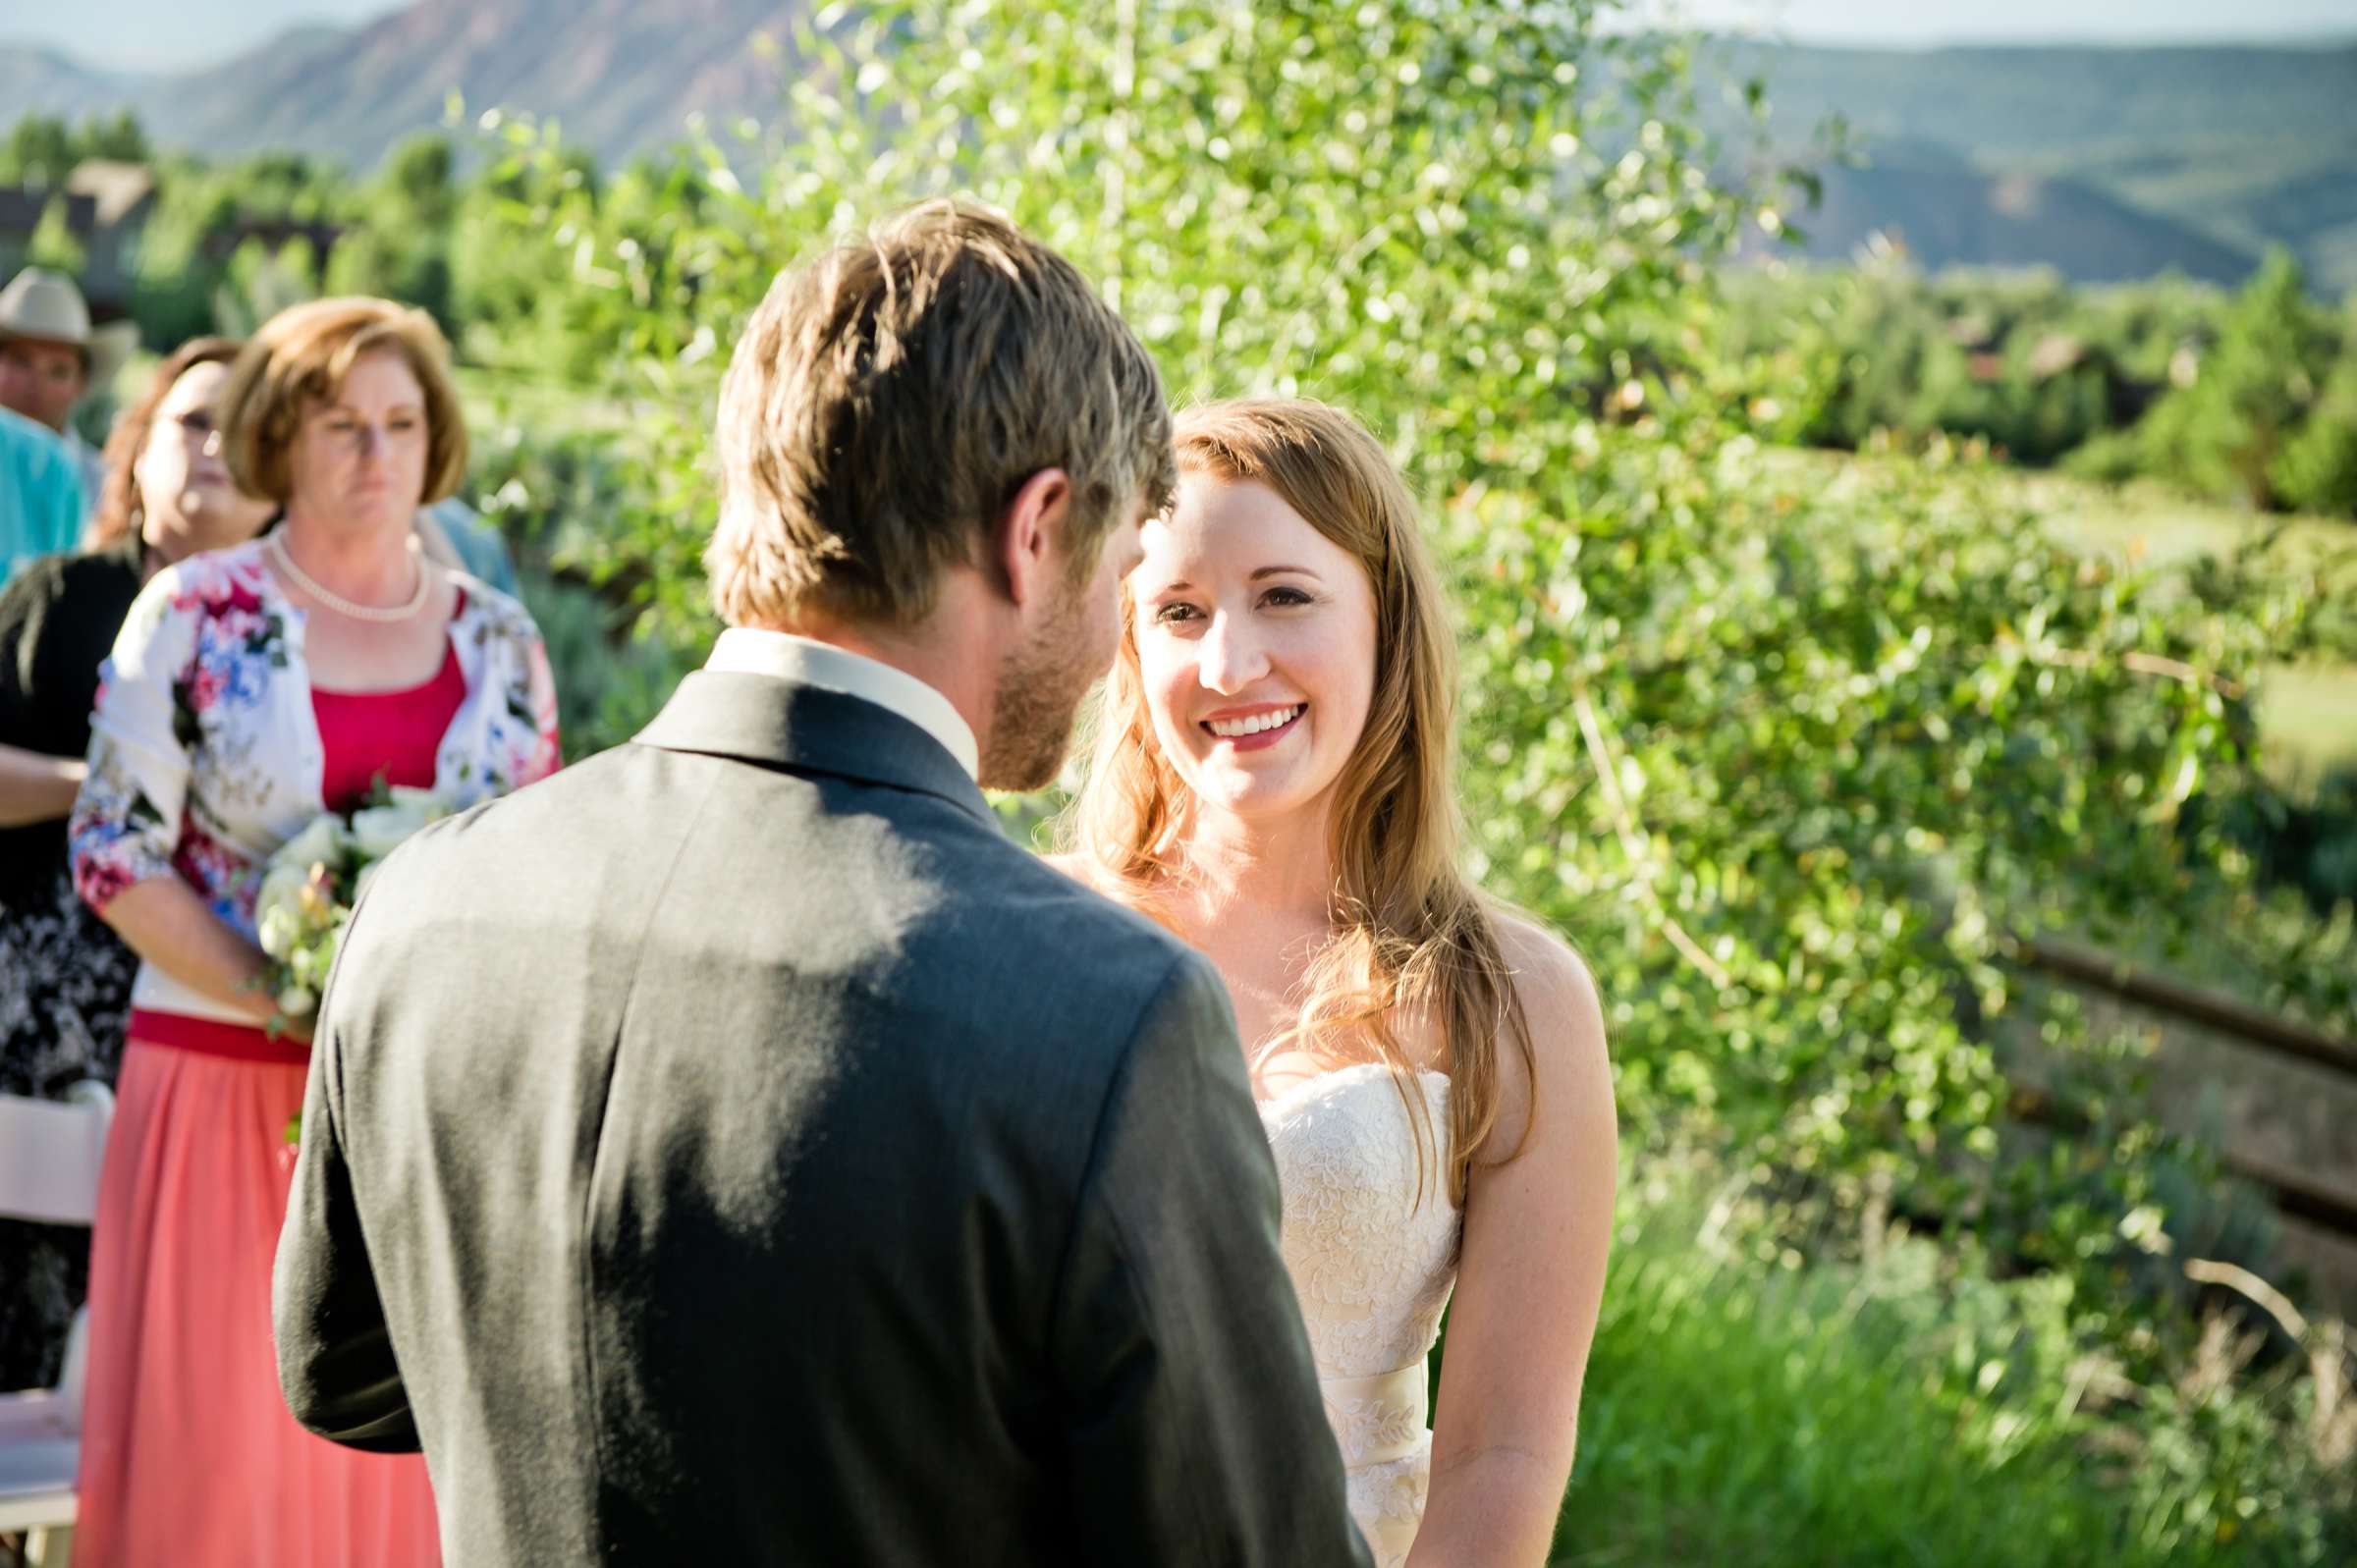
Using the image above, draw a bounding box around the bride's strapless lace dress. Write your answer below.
[1261,1062,1458,1568]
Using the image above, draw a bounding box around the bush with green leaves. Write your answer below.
[277,0,2357,1544]
[0,109,147,187]
[450,0,2351,1208]
[2273,351,2357,517]
[1719,256,2357,518]
[456,420,700,757]
[2133,249,2343,513]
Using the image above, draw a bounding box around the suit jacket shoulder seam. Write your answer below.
[1043,945,1201,1349]
[571,760,728,1514]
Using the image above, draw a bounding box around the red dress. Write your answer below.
[72,638,465,1568]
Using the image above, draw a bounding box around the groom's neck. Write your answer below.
[745,591,999,760]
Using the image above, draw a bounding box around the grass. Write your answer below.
[2026,474,2353,574]
[1548,1164,2355,1568]
[2251,667,2357,785]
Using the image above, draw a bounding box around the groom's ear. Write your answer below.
[995,466,1071,610]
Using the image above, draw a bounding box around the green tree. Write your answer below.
[353,134,461,324]
[0,108,153,182]
[462,2,2347,1155]
[444,8,2354,1552]
[82,109,150,163]
[449,131,604,366]
[383,134,456,227]
[212,235,320,338]
[2136,248,2334,510]
[1,113,76,186]
[25,195,86,273]
[2272,334,2357,516]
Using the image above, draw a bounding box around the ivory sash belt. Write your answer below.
[1318,1360,1430,1468]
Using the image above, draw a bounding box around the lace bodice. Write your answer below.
[1262,1062,1459,1568]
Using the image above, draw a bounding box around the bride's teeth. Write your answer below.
[1209,704,1300,737]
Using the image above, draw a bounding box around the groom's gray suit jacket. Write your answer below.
[273,670,1371,1567]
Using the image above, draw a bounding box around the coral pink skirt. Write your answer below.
[71,1016,440,1567]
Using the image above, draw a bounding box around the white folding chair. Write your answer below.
[0,1080,114,1567]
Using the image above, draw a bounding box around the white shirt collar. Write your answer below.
[704,627,981,782]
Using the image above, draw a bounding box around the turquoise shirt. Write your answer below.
[1,408,84,584]
[426,496,518,595]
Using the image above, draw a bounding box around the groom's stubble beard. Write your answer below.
[979,572,1108,793]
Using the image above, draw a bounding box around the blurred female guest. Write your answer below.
[67,297,560,1567]
[0,338,272,1394]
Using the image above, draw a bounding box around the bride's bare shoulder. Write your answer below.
[1488,908,1600,1022]
[1037,850,1139,907]
[1477,906,1610,1138]
[1036,852,1186,944]
[1038,850,1093,885]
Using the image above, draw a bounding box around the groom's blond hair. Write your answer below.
[709,203,1175,630]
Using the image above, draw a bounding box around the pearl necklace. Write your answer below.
[267,531,432,623]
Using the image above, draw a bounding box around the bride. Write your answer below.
[1055,399,1617,1566]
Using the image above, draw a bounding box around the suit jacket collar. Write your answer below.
[633,670,997,827]
[705,628,980,781]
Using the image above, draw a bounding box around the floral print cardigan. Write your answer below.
[68,537,561,1024]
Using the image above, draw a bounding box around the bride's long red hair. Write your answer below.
[1063,398,1536,1207]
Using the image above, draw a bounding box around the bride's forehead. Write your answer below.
[1148,477,1321,561]
[1173,472,1301,522]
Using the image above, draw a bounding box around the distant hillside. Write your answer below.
[1707,41,2357,156]
[1754,163,2257,285]
[0,0,812,171]
[3,13,2354,289]
[1711,40,2357,291]
[0,45,146,123]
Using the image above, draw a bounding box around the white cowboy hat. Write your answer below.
[0,266,140,393]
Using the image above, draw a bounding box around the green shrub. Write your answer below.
[222,0,2353,1539]
[2135,250,2340,513]
[441,0,2354,1231]
[2273,355,2357,516]
[1559,1157,2356,1567]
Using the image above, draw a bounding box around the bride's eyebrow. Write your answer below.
[1148,567,1321,593]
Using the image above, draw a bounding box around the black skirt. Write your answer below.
[0,534,144,1391]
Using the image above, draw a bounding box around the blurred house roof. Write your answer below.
[65,161,158,227]
[0,187,98,242]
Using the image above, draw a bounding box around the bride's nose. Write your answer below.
[1197,612,1269,694]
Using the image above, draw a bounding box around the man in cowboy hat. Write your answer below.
[0,265,138,511]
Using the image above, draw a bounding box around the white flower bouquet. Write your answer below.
[256,784,456,1026]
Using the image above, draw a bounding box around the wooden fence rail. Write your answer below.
[2019,936,2357,1079]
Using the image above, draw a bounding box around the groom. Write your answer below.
[272,205,1371,1566]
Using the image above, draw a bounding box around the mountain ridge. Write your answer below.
[5,8,2352,288]
[3,0,813,169]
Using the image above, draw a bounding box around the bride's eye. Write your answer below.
[1151,601,1202,625]
[1259,586,1314,609]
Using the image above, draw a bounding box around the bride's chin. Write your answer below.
[1197,780,1313,824]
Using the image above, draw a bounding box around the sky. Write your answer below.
[1641,0,2357,47]
[8,0,2357,73]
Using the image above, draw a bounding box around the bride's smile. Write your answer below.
[1201,700,1306,746]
